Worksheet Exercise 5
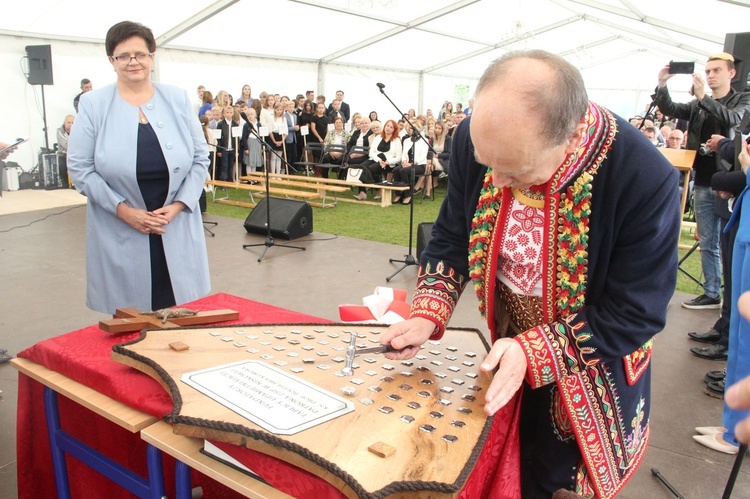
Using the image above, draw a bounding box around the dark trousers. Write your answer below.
[219,151,235,181]
[520,383,580,498]
[714,217,738,347]
[392,164,425,197]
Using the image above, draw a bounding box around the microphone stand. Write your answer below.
[239,116,306,262]
[376,83,437,281]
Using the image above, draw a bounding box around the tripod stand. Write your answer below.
[652,444,748,498]
[239,115,305,262]
[376,82,436,281]
[387,169,418,281]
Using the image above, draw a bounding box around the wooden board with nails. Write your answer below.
[112,323,494,498]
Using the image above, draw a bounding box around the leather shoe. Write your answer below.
[690,344,728,361]
[704,369,726,383]
[693,433,739,454]
[688,329,721,343]
[695,426,726,435]
[705,380,725,399]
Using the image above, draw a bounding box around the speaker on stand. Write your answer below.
[724,32,750,92]
[243,197,313,241]
[25,44,54,152]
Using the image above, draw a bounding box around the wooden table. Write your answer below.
[11,357,165,499]
[658,147,696,227]
[141,421,293,499]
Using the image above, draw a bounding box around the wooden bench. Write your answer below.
[206,180,318,209]
[240,172,349,208]
[240,172,409,208]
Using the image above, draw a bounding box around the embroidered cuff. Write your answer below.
[515,318,597,389]
[408,262,465,340]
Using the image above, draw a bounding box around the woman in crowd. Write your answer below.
[199,90,213,117]
[215,90,231,108]
[68,20,210,314]
[438,100,453,121]
[199,114,217,177]
[369,110,378,123]
[268,102,287,175]
[260,94,276,131]
[421,119,451,199]
[392,120,428,205]
[346,116,372,167]
[350,112,362,131]
[322,116,350,178]
[56,115,75,188]
[237,84,253,106]
[356,119,402,200]
[240,107,263,175]
[297,100,316,166]
[309,102,330,171]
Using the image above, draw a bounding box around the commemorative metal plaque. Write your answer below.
[182,360,354,435]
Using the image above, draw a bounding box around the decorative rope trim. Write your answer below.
[112,323,493,498]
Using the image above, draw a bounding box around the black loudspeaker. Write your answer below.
[416,222,434,260]
[25,45,53,86]
[244,197,313,240]
[724,32,750,92]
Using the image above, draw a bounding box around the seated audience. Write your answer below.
[392,121,428,205]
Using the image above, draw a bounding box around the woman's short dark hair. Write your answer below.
[105,21,156,56]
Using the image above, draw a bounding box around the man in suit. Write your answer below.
[328,90,351,122]
[327,98,346,123]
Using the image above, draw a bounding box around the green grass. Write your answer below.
[207,179,704,296]
[207,180,446,246]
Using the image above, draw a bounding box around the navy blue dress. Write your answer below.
[136,123,176,310]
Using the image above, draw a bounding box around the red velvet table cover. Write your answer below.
[16,292,521,498]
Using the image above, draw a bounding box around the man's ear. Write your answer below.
[564,121,587,154]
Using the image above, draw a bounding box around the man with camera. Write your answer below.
[655,53,750,324]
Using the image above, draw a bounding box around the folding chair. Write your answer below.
[295,142,324,176]
[318,144,347,179]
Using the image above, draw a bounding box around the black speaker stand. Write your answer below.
[203,220,217,237]
[387,172,418,281]
[242,130,305,262]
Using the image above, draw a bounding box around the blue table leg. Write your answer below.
[43,386,166,499]
[175,460,192,499]
[44,387,72,499]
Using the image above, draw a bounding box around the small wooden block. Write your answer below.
[169,341,190,352]
[368,442,396,458]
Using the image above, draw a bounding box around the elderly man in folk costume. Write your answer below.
[382,50,680,498]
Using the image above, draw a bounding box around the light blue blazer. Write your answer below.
[68,83,211,314]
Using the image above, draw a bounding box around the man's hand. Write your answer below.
[657,65,673,88]
[380,317,436,360]
[707,134,725,152]
[481,338,527,416]
[0,142,17,161]
[739,142,750,174]
[692,73,706,101]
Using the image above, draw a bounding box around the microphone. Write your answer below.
[239,111,251,124]
[376,83,385,89]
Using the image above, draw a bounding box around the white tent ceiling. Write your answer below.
[2,0,749,168]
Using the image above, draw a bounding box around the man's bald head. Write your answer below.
[475,50,588,146]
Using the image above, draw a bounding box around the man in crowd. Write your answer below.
[328,90,350,122]
[642,125,660,145]
[381,49,680,498]
[73,78,92,113]
[327,99,346,123]
[655,53,750,312]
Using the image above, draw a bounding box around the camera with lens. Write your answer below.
[698,143,714,156]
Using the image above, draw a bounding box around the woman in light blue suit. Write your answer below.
[68,21,210,314]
